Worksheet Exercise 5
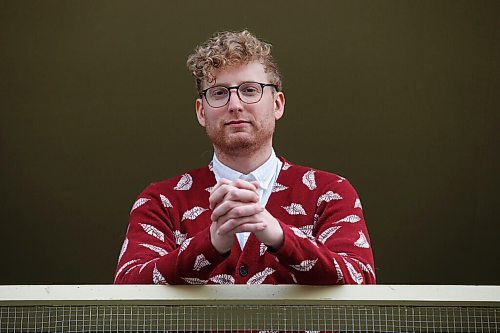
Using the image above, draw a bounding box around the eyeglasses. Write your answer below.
[200,82,278,108]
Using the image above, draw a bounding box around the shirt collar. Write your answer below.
[212,150,279,191]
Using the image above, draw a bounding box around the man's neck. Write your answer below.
[214,145,273,174]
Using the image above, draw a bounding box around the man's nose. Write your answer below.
[227,88,243,111]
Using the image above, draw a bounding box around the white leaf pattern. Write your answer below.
[290,258,318,272]
[160,194,173,208]
[259,243,268,256]
[295,226,318,247]
[210,274,235,284]
[130,198,150,214]
[299,225,314,237]
[291,227,308,239]
[290,272,298,284]
[302,170,317,190]
[282,203,306,215]
[354,231,370,248]
[351,258,376,278]
[337,176,346,183]
[174,173,193,191]
[205,186,214,193]
[247,267,275,285]
[153,265,167,285]
[178,237,192,254]
[182,277,208,285]
[118,238,128,263]
[366,263,375,278]
[140,243,168,256]
[124,263,142,276]
[318,226,342,244]
[139,258,159,274]
[272,182,288,193]
[333,258,344,283]
[313,214,319,226]
[338,252,349,257]
[282,162,291,170]
[193,254,211,271]
[182,206,208,221]
[317,191,343,206]
[139,223,165,242]
[173,230,187,245]
[343,258,364,284]
[354,198,362,209]
[334,215,361,224]
[115,259,140,282]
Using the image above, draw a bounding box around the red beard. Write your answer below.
[205,119,275,156]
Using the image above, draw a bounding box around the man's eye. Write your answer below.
[209,88,228,98]
[240,85,260,95]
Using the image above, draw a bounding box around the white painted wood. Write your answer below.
[0,285,499,306]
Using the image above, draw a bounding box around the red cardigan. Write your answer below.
[114,157,376,285]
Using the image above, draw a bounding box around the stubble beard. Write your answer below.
[206,120,275,157]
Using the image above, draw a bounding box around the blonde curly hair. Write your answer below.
[187,30,282,92]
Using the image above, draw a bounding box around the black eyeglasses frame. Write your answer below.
[199,82,278,108]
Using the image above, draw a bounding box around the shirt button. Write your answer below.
[239,265,248,277]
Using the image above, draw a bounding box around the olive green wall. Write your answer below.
[1,1,498,284]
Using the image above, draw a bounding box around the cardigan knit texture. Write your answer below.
[114,157,376,285]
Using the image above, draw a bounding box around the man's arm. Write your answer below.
[114,183,228,285]
[210,178,376,285]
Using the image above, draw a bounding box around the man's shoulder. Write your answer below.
[277,156,360,200]
[141,163,215,194]
[278,156,347,183]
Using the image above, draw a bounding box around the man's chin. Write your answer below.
[208,128,273,156]
[219,140,255,154]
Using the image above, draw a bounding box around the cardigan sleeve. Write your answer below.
[271,179,376,285]
[114,183,226,284]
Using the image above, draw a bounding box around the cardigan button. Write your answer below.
[239,265,248,277]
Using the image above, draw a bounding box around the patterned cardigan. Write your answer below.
[114,157,376,285]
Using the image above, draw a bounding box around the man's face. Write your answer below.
[195,61,285,156]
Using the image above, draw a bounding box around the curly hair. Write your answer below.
[187,30,282,92]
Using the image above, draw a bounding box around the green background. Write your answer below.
[1,1,498,284]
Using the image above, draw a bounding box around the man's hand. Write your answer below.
[209,178,284,254]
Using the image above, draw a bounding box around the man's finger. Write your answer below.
[221,188,259,205]
[214,203,264,225]
[210,178,231,194]
[209,182,235,210]
[217,216,267,236]
[209,180,260,210]
[231,179,259,192]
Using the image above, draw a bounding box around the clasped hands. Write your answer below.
[209,178,284,254]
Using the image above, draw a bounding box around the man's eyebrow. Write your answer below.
[208,81,230,87]
[208,81,255,88]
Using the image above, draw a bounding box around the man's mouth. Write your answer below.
[225,120,250,125]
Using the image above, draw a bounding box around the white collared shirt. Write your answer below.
[212,150,283,249]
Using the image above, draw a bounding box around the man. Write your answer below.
[114,30,375,285]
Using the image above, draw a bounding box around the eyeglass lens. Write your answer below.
[206,82,263,107]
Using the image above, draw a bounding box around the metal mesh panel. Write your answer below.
[0,304,498,332]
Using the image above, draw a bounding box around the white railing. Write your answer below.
[1,285,499,332]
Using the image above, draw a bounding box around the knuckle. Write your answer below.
[233,206,243,215]
[226,191,237,201]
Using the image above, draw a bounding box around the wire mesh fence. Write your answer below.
[0,304,498,332]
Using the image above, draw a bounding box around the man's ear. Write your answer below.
[195,98,206,127]
[274,91,285,120]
